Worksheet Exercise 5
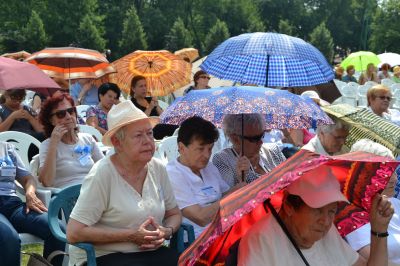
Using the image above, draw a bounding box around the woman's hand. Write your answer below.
[25,191,47,214]
[51,124,68,142]
[128,217,166,250]
[11,109,32,120]
[370,194,393,233]
[235,156,250,177]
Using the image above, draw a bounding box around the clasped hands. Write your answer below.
[129,217,172,250]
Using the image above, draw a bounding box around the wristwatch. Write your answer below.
[371,230,389,238]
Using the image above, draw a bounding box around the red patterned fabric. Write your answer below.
[178,150,399,266]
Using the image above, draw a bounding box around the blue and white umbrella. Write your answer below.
[201,32,334,87]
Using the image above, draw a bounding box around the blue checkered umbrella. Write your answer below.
[160,86,332,129]
[201,32,334,87]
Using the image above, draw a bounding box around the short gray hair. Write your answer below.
[223,113,265,138]
[317,117,351,134]
[350,139,394,159]
[113,126,126,143]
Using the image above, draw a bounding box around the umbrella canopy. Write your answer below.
[340,51,380,72]
[160,86,332,129]
[1,50,31,61]
[0,57,60,95]
[378,52,400,68]
[322,104,400,156]
[179,150,399,265]
[174,48,199,63]
[25,47,116,80]
[111,50,191,96]
[200,32,334,87]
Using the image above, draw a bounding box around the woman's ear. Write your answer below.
[177,142,185,155]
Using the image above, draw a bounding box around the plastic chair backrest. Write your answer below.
[79,125,102,142]
[365,81,378,87]
[393,89,400,109]
[154,136,179,164]
[0,131,41,167]
[391,84,400,92]
[158,100,169,110]
[381,78,395,87]
[76,105,90,122]
[48,184,97,266]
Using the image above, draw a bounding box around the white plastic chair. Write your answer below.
[79,125,102,142]
[333,79,346,92]
[365,81,378,87]
[76,105,90,122]
[357,85,370,107]
[393,89,400,110]
[158,100,169,110]
[381,78,395,88]
[23,90,36,106]
[0,131,41,167]
[339,84,358,106]
[0,132,45,245]
[153,136,179,165]
[391,83,400,93]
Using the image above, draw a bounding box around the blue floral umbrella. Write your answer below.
[159,86,332,129]
[200,32,334,87]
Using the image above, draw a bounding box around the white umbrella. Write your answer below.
[378,52,400,68]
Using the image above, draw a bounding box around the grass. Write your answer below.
[21,244,43,266]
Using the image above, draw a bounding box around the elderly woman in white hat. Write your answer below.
[66,101,182,266]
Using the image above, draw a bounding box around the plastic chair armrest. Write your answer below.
[74,242,97,266]
[170,223,195,254]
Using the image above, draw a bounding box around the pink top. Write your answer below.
[302,129,315,144]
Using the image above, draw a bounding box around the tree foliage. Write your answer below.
[309,22,334,63]
[165,18,193,52]
[203,19,230,54]
[0,0,397,60]
[118,5,148,57]
[23,10,49,52]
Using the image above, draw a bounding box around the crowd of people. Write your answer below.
[0,61,399,266]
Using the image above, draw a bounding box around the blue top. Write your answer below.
[0,142,30,197]
[70,82,99,106]
[342,75,358,83]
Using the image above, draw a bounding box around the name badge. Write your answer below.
[201,186,217,196]
[78,154,91,166]
[1,166,16,177]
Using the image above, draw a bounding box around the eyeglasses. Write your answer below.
[50,107,76,119]
[239,132,265,143]
[199,75,211,80]
[9,95,25,102]
[377,96,392,101]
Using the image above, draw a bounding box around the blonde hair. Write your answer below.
[366,84,391,106]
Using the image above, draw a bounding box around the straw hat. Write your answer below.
[102,101,159,146]
[394,66,400,75]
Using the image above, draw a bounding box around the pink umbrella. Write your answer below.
[0,57,60,95]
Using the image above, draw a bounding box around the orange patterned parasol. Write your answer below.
[25,47,116,80]
[112,50,191,96]
[1,50,31,61]
[174,48,199,63]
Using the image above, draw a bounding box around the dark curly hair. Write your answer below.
[39,94,76,138]
[98,82,121,101]
[178,116,219,146]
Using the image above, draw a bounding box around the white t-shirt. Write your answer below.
[238,213,359,266]
[346,197,400,264]
[69,157,177,266]
[166,159,229,238]
[39,133,104,188]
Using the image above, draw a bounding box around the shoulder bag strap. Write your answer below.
[265,199,310,266]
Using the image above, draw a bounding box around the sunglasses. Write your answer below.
[9,95,25,102]
[199,75,211,80]
[50,107,76,119]
[239,132,265,143]
[59,89,70,94]
[377,96,392,101]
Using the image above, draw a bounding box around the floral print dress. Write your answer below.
[86,105,108,130]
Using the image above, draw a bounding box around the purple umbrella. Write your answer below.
[0,57,60,95]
